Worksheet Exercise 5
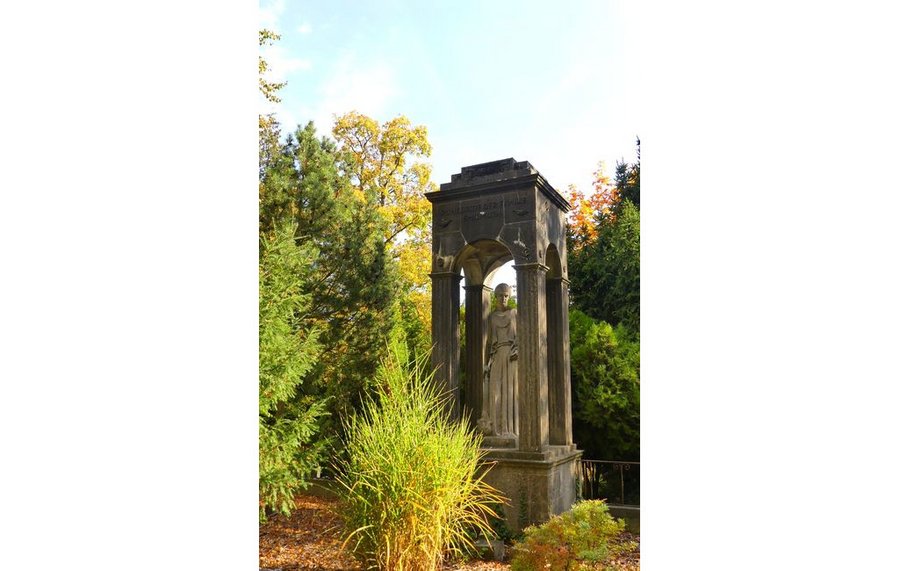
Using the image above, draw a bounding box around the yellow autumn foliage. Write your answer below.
[332,111,437,330]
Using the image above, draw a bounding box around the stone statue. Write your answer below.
[478,283,518,439]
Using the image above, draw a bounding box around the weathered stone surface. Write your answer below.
[463,284,491,426]
[442,158,537,190]
[480,447,583,534]
[430,271,461,421]
[547,276,573,446]
[426,158,579,531]
[498,221,537,266]
[514,262,550,453]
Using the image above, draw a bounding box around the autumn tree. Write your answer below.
[332,112,434,243]
[566,162,615,250]
[259,30,285,105]
[568,139,640,330]
[331,111,437,348]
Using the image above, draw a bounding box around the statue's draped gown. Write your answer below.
[485,308,518,437]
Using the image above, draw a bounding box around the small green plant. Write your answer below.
[509,500,626,571]
[335,342,506,571]
[486,500,516,543]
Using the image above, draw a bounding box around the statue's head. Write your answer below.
[494,283,512,309]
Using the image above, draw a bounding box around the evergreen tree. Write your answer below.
[258,223,327,519]
[569,201,640,330]
[612,137,640,214]
[258,30,328,519]
[260,120,407,450]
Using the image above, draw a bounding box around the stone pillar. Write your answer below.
[464,284,491,427]
[513,262,550,453]
[431,271,462,421]
[547,277,573,445]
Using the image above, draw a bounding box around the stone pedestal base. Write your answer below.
[482,434,517,448]
[479,445,582,533]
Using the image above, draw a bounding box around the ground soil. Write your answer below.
[259,494,639,570]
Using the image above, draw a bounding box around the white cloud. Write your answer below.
[297,22,312,34]
[308,52,398,133]
[260,44,311,81]
[259,43,311,120]
[258,0,285,32]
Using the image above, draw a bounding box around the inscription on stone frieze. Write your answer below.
[437,193,532,228]
[461,199,502,222]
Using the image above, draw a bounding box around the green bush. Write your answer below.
[570,309,640,461]
[335,342,505,571]
[510,500,626,571]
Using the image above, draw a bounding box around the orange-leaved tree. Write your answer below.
[566,161,616,251]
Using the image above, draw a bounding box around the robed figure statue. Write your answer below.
[477,283,518,439]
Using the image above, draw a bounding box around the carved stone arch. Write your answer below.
[452,239,514,287]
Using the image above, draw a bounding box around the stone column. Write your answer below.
[513,262,550,453]
[547,277,573,445]
[431,271,462,421]
[464,284,491,428]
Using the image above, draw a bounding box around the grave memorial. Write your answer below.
[425,158,582,532]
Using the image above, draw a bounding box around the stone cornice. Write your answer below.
[512,262,550,273]
[427,172,570,213]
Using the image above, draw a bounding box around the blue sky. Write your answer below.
[260,0,639,201]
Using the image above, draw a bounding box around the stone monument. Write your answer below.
[425,158,581,532]
[478,282,518,447]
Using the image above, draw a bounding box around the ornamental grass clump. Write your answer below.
[335,343,505,571]
[510,500,627,571]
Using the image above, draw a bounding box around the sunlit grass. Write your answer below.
[335,342,506,570]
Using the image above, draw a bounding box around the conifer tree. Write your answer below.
[258,30,328,519]
[258,224,327,519]
[277,122,405,437]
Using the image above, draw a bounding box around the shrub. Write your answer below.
[570,309,640,461]
[509,500,626,571]
[335,342,505,571]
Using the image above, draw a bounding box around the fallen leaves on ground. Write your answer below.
[259,494,358,571]
[260,493,639,570]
